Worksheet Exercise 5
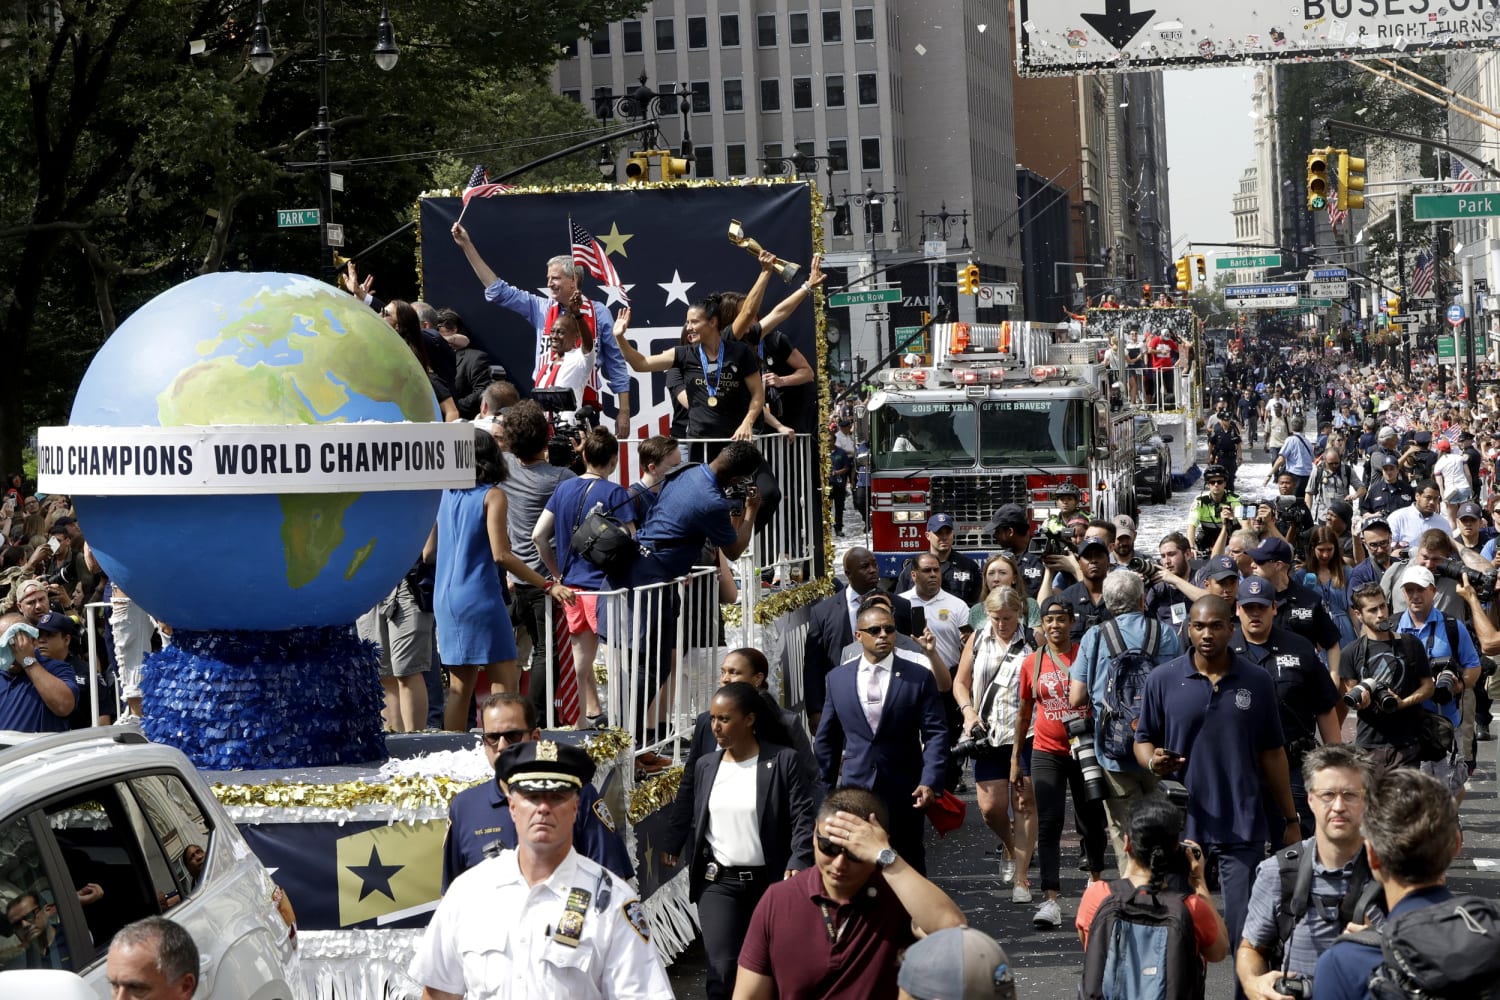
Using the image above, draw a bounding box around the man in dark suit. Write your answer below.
[815,602,948,873]
[803,547,912,730]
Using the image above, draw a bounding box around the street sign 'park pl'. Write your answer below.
[1413,193,1500,223]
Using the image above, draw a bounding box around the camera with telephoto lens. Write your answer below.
[1433,556,1499,603]
[1431,657,1462,706]
[1065,717,1110,802]
[1343,652,1402,713]
[531,388,599,469]
[1030,522,1077,558]
[1274,975,1313,999]
[1125,555,1160,586]
[951,721,991,761]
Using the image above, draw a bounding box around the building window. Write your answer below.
[832,204,851,236]
[758,13,777,47]
[867,203,884,233]
[691,80,711,114]
[723,78,744,112]
[594,85,613,119]
[561,89,580,104]
[861,137,881,170]
[789,11,809,45]
[590,25,609,55]
[688,15,708,49]
[721,13,740,47]
[761,79,781,111]
[622,20,641,53]
[858,73,878,106]
[828,138,849,172]
[562,38,578,57]
[795,139,815,160]
[763,142,783,165]
[792,76,813,109]
[727,143,747,176]
[696,146,714,178]
[826,74,845,107]
[823,10,842,42]
[656,17,675,51]
[854,7,875,41]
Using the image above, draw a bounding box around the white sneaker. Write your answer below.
[1000,855,1016,884]
[1033,897,1062,928]
[1012,882,1033,904]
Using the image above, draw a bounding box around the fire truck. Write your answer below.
[865,321,1139,578]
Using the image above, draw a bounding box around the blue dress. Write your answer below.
[435,485,517,665]
[1304,572,1357,647]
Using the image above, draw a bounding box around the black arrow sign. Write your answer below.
[1080,0,1156,52]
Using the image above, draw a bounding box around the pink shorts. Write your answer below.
[564,593,600,635]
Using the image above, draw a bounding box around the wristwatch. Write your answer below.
[19,657,36,668]
[874,847,898,868]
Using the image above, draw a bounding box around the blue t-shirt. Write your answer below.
[544,476,635,590]
[1396,609,1479,727]
[1136,652,1285,845]
[0,654,77,733]
[1312,885,1453,1000]
[1068,612,1182,774]
[634,465,737,583]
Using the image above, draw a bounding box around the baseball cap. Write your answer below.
[1371,452,1394,469]
[34,611,78,637]
[896,926,1017,1000]
[1415,430,1433,445]
[1038,595,1074,618]
[1379,425,1398,440]
[927,513,955,533]
[1112,514,1137,539]
[1399,565,1436,590]
[1078,535,1111,555]
[1361,514,1390,531]
[1247,537,1293,564]
[1458,501,1485,522]
[1436,439,1452,453]
[1238,576,1275,606]
[1205,555,1240,581]
[984,504,1030,533]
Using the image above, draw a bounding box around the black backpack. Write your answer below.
[1098,619,1163,764]
[1341,894,1500,999]
[1079,878,1204,1000]
[1266,843,1382,971]
[568,479,644,578]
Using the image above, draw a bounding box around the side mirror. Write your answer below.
[1161,434,1174,443]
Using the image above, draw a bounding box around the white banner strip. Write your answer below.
[37,423,477,496]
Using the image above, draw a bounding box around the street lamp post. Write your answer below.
[828,183,900,354]
[248,0,399,284]
[594,74,695,182]
[917,203,971,323]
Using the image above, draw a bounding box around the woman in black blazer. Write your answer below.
[660,681,816,1000]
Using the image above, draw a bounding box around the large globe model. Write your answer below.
[70,272,441,631]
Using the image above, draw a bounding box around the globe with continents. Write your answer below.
[70,271,441,631]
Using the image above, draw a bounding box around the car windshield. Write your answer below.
[979,398,1091,466]
[871,400,976,469]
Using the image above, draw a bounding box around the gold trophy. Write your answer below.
[728,219,801,284]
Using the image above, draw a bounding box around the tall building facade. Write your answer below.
[553,1,1021,374]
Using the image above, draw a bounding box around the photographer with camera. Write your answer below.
[1055,526,1117,642]
[1338,583,1434,769]
[1305,449,1356,526]
[1230,578,1343,836]
[1188,465,1242,558]
[1266,471,1315,558]
[1147,532,1210,629]
[1236,746,1383,1000]
[1393,565,1480,799]
[985,503,1051,598]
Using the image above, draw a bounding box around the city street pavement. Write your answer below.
[668,440,1500,996]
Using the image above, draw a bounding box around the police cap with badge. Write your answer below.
[497,738,596,795]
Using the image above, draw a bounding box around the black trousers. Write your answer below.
[882,787,927,875]
[1031,748,1107,892]
[698,874,772,1000]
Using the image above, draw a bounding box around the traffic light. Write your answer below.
[660,150,691,181]
[958,263,980,295]
[1388,294,1401,317]
[1338,150,1366,210]
[1193,255,1208,285]
[1307,148,1331,210]
[624,151,651,183]
[1175,257,1191,292]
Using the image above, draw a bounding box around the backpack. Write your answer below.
[1080,879,1204,1000]
[1266,843,1382,972]
[1341,894,1500,999]
[1098,619,1163,764]
[568,479,643,578]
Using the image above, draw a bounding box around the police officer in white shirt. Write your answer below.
[899,552,972,673]
[411,740,672,1000]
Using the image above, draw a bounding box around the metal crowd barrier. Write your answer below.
[1122,367,1190,412]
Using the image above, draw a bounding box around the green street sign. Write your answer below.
[894,325,927,353]
[1215,253,1282,269]
[1439,333,1489,360]
[1298,297,1335,308]
[277,208,321,228]
[1413,192,1500,222]
[829,287,901,308]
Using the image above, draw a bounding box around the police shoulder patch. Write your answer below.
[622,899,651,942]
[592,797,616,832]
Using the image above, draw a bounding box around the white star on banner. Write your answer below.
[658,270,696,307]
[536,286,554,300]
[602,283,636,308]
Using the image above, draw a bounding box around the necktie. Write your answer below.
[863,664,883,732]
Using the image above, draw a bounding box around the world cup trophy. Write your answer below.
[728,219,801,284]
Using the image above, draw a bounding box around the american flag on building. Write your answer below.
[569,218,627,302]
[1411,251,1436,299]
[461,164,511,205]
[1327,189,1347,228]
[1452,156,1478,194]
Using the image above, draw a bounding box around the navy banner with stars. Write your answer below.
[419,182,818,467]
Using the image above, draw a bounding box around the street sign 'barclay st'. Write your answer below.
[1016,0,1500,77]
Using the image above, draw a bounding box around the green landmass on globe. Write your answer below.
[156,287,435,589]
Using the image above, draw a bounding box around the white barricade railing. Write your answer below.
[1123,367,1190,412]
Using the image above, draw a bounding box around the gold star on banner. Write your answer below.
[335,821,444,926]
[597,222,634,258]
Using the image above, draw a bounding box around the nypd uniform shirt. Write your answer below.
[1273,581,1341,654]
[411,848,672,1000]
[895,550,982,606]
[443,780,633,888]
[1229,624,1339,753]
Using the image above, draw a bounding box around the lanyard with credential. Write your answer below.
[697,338,725,407]
[819,901,847,945]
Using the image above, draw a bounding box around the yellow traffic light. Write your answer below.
[1193,255,1208,285]
[1339,150,1366,210]
[661,150,691,181]
[1175,257,1191,292]
[958,263,980,295]
[624,151,651,183]
[1307,149,1330,210]
[1388,294,1401,316]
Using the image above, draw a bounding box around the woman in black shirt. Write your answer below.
[721,252,822,433]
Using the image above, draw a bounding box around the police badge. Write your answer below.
[623,899,651,942]
[1234,688,1252,710]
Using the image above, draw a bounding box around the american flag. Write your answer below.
[1327,189,1347,228]
[1441,425,1463,445]
[569,218,627,301]
[1452,156,1478,194]
[1411,251,1436,299]
[461,164,511,206]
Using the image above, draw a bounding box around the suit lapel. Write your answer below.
[872,660,904,736]
[838,587,856,646]
[756,753,776,843]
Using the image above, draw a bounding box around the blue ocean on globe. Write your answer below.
[70,271,443,631]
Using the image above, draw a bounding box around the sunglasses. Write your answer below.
[9,905,39,929]
[816,835,863,862]
[480,729,530,747]
[860,625,897,636]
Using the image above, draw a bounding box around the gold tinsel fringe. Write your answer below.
[628,766,683,823]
